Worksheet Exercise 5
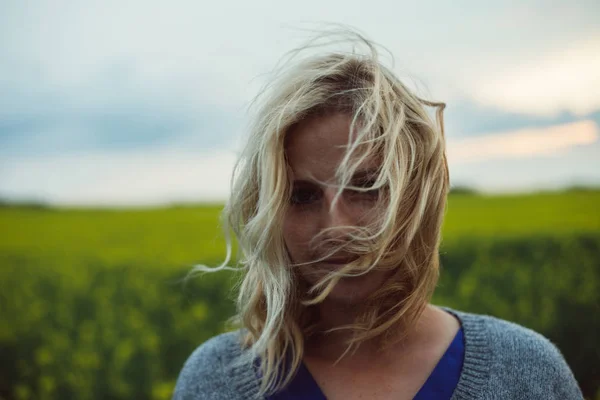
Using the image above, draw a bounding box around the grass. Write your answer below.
[2,190,598,265]
[1,189,599,399]
[443,190,600,241]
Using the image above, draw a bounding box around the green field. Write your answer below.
[1,190,599,399]
[443,190,600,239]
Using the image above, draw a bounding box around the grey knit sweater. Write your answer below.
[173,308,583,399]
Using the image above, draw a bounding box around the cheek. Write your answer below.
[351,198,386,229]
[283,211,317,262]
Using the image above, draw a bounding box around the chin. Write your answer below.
[303,270,385,306]
[327,275,380,305]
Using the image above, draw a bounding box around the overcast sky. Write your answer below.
[1,0,599,206]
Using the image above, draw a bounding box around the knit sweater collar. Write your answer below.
[445,308,491,400]
[228,307,492,400]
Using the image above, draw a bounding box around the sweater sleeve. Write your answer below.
[542,338,584,400]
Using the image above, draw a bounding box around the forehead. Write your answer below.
[286,113,373,181]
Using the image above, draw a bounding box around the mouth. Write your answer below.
[320,256,359,265]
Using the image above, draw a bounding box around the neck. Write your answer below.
[304,303,449,365]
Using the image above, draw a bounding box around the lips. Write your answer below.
[320,256,359,265]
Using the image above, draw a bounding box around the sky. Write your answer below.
[1,0,599,206]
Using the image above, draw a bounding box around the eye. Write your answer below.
[346,188,379,201]
[347,179,380,200]
[351,178,377,189]
[290,187,321,205]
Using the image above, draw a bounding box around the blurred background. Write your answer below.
[0,1,599,399]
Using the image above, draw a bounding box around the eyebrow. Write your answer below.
[349,168,379,183]
[292,168,380,185]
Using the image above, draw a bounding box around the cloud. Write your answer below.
[443,100,600,139]
[0,147,237,206]
[449,138,600,193]
[466,38,600,116]
[2,119,599,206]
[0,105,244,157]
[1,1,600,204]
[1,0,599,118]
[447,120,600,164]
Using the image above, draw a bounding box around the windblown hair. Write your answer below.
[192,28,449,397]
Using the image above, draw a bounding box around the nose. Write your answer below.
[320,187,355,234]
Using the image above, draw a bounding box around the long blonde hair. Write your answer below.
[191,28,449,397]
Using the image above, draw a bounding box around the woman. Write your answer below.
[173,30,582,400]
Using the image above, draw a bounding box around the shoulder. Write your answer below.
[476,312,572,374]
[173,330,252,400]
[449,308,583,399]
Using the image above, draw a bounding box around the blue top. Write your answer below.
[267,327,464,400]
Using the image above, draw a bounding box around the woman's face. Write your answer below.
[283,113,390,304]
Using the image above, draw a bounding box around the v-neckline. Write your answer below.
[252,308,493,400]
[297,327,464,400]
